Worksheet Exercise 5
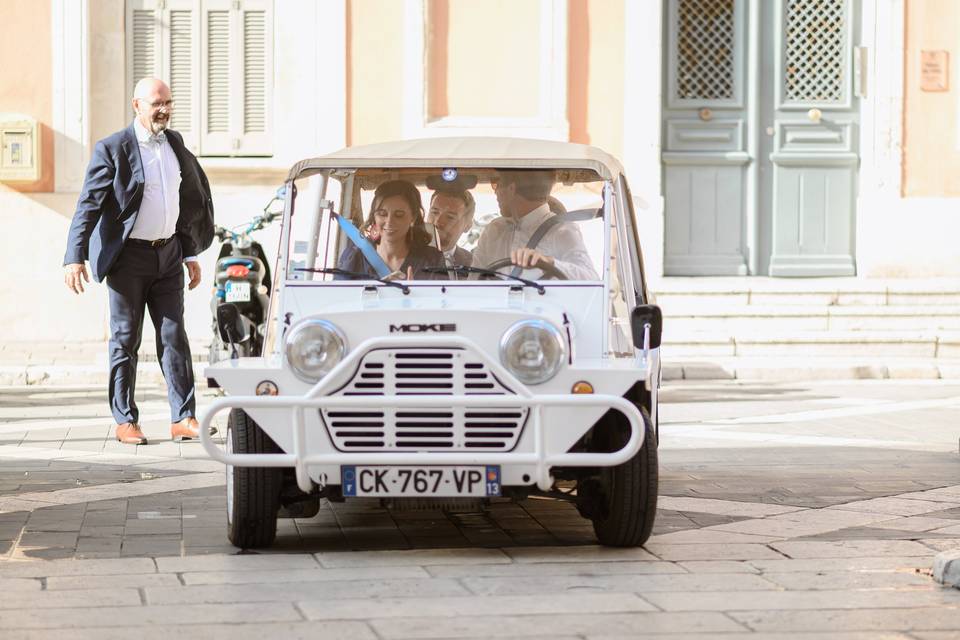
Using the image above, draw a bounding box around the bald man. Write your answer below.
[63,78,215,445]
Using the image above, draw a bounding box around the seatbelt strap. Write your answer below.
[509,214,564,278]
[333,213,392,278]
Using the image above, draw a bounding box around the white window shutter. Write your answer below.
[126,1,161,101]
[165,1,200,154]
[200,0,234,154]
[200,0,272,156]
[238,0,272,155]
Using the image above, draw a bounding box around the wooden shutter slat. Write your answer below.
[243,10,266,134]
[131,9,158,95]
[206,9,231,134]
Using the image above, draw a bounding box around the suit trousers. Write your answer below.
[105,241,195,424]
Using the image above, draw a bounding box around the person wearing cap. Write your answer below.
[472,170,598,280]
[426,181,475,267]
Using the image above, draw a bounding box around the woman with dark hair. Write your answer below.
[336,179,445,280]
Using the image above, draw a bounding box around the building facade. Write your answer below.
[0,0,956,344]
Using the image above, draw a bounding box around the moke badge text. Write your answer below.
[389,323,457,333]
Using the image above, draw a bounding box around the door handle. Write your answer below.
[807,108,822,124]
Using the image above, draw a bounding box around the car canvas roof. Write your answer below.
[287,137,626,183]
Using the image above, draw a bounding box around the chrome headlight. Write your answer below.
[284,319,346,382]
[499,320,566,385]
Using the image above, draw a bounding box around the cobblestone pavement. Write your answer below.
[1,380,959,637]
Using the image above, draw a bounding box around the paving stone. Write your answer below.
[0,587,142,609]
[770,539,935,558]
[644,588,960,612]
[503,545,658,563]
[155,553,320,573]
[870,516,960,532]
[0,557,156,577]
[0,577,42,591]
[461,572,776,597]
[316,548,510,568]
[585,634,913,640]
[828,497,960,516]
[0,603,303,629]
[181,566,430,585]
[46,573,182,590]
[730,607,960,633]
[645,543,784,561]
[368,612,747,638]
[675,560,759,574]
[300,592,654,620]
[747,556,931,573]
[657,496,806,518]
[425,561,685,579]
[918,538,960,553]
[2,621,376,640]
[647,529,781,544]
[762,569,934,590]
[145,578,470,605]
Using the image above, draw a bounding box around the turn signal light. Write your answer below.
[226,265,250,278]
[571,381,594,394]
[255,380,279,396]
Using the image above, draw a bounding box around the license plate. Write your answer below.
[341,466,501,497]
[225,280,251,302]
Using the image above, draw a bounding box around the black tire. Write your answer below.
[589,406,658,547]
[226,409,283,548]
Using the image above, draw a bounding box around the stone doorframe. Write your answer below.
[621,0,906,281]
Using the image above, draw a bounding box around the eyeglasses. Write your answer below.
[142,99,175,110]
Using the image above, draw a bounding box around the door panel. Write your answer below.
[766,0,858,276]
[662,0,749,275]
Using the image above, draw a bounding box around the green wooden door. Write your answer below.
[662,0,860,276]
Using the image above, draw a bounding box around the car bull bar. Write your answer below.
[200,335,646,493]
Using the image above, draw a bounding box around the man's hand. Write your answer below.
[510,248,554,269]
[64,263,89,294]
[185,261,201,290]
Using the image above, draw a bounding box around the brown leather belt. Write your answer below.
[127,236,175,248]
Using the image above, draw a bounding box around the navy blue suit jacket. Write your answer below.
[63,124,215,282]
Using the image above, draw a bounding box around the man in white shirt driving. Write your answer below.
[472,170,598,280]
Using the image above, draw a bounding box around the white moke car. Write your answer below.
[201,137,663,549]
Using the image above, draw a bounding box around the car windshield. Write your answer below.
[285,167,607,283]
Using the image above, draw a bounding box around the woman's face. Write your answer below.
[373,195,415,244]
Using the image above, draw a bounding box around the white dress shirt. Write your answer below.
[130,120,196,262]
[471,203,599,280]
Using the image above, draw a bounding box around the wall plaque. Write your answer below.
[920,50,949,92]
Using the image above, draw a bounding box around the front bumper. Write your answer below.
[201,336,647,493]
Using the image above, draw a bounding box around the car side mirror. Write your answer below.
[630,304,663,350]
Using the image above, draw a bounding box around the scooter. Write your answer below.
[209,187,285,370]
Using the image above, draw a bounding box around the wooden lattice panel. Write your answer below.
[784,0,847,102]
[675,0,736,101]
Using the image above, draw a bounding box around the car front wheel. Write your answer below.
[226,408,283,548]
[581,405,658,547]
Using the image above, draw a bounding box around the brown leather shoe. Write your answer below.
[116,422,148,445]
[171,417,217,442]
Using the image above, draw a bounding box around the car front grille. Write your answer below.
[320,348,527,452]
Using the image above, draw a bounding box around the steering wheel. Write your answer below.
[482,257,568,281]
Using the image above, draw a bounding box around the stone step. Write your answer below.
[652,277,960,306]
[661,356,960,382]
[663,331,960,358]
[662,305,960,332]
